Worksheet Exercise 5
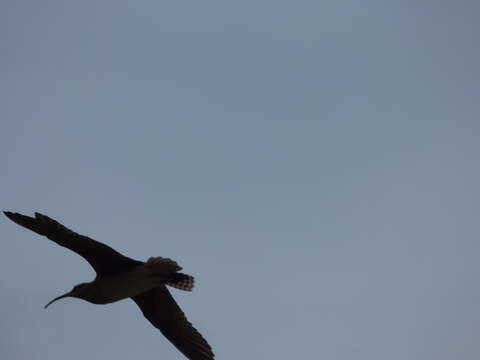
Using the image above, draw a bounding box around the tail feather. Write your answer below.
[146,257,182,272]
[146,257,194,291]
[167,273,195,291]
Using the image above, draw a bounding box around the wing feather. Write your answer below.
[4,212,141,275]
[132,286,214,360]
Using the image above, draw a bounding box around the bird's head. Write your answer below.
[44,282,93,309]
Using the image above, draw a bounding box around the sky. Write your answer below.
[2,1,480,359]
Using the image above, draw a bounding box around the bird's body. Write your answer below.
[4,211,214,360]
[85,265,159,304]
[66,261,180,305]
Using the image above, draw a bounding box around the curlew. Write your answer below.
[4,211,214,360]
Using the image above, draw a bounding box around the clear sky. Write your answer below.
[2,1,479,359]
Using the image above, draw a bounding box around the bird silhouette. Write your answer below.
[4,211,214,360]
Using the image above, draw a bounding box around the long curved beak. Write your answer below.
[44,291,73,309]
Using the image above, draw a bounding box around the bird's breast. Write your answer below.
[94,266,160,303]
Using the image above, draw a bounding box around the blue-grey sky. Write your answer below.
[2,1,480,359]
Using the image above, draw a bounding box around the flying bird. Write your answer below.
[4,211,214,360]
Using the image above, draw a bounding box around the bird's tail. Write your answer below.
[166,273,195,291]
[146,257,195,291]
[146,257,182,272]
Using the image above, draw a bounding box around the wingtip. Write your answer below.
[34,212,47,220]
[4,211,31,220]
[3,211,25,224]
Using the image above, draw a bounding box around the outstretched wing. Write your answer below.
[4,211,141,275]
[132,286,214,360]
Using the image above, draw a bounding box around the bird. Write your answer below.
[4,211,214,360]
